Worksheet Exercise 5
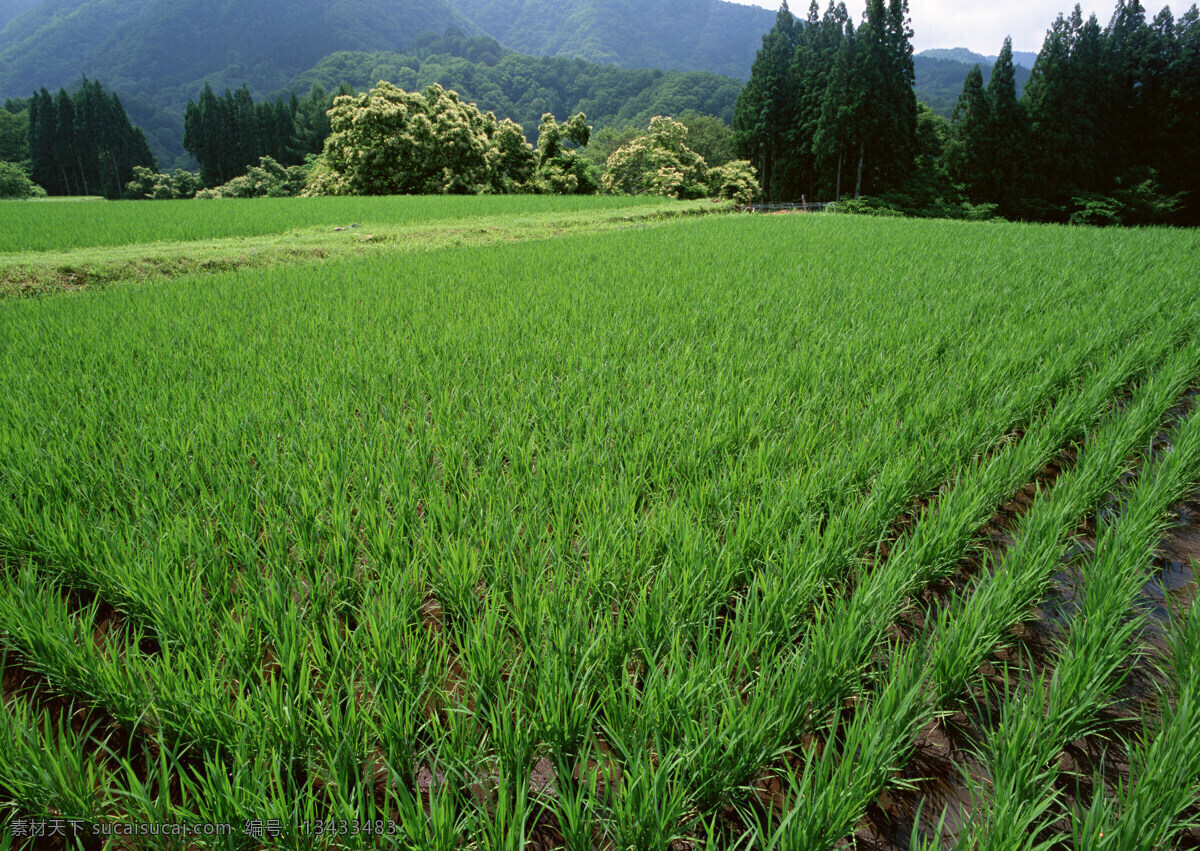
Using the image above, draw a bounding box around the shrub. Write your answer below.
[602,116,711,200]
[195,156,309,199]
[0,160,43,199]
[125,167,202,200]
[709,160,758,204]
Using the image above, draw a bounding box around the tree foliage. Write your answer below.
[0,159,42,198]
[0,0,768,166]
[733,0,918,202]
[601,115,757,202]
[194,156,310,199]
[289,35,744,141]
[303,81,592,196]
[0,106,28,163]
[961,0,1200,224]
[125,166,201,200]
[26,78,156,198]
[183,83,296,188]
[535,112,597,194]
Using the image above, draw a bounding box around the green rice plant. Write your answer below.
[3,213,1200,845]
[957,390,1200,849]
[1068,579,1200,850]
[168,734,318,850]
[761,326,1185,746]
[0,692,110,822]
[755,341,1200,849]
[528,618,605,763]
[738,644,927,849]
[548,738,605,851]
[596,746,694,850]
[0,194,674,253]
[926,341,1199,704]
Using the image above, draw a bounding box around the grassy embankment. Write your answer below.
[0,195,723,296]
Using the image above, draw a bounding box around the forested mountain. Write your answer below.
[288,35,742,140]
[0,0,39,29]
[0,0,480,161]
[921,47,1039,68]
[0,0,774,104]
[914,50,1032,117]
[448,0,777,78]
[0,0,773,166]
[0,0,478,99]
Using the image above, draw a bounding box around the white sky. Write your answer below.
[723,0,1196,54]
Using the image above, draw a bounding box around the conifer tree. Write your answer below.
[814,19,860,200]
[52,88,77,196]
[733,2,799,201]
[985,37,1028,214]
[946,65,991,202]
[28,88,57,193]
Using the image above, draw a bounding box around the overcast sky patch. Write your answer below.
[724,0,1195,55]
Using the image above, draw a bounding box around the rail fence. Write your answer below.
[734,201,837,213]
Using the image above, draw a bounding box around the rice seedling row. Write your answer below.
[945,386,1200,849]
[656,322,1196,843]
[2,213,1200,847]
[1068,587,1200,850]
[730,337,1200,850]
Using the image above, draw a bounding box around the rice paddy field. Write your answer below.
[0,195,671,254]
[1,203,1200,849]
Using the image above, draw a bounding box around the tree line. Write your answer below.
[734,0,1200,225]
[182,82,353,188]
[951,0,1200,224]
[733,0,918,204]
[25,79,156,198]
[303,81,756,202]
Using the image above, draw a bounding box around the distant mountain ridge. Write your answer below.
[0,0,777,108]
[448,0,777,79]
[919,47,1039,70]
[0,0,480,103]
[0,0,38,28]
[0,0,782,166]
[913,48,1034,118]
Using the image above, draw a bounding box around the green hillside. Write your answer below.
[0,0,478,100]
[288,34,743,140]
[921,46,1038,68]
[448,0,776,78]
[914,50,1032,118]
[0,0,481,165]
[0,0,774,167]
[0,0,1046,173]
[0,0,40,28]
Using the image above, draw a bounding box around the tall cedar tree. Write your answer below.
[985,38,1028,215]
[184,83,299,189]
[26,78,154,197]
[1010,0,1200,221]
[734,0,916,202]
[733,2,799,202]
[946,65,991,203]
[1169,6,1200,222]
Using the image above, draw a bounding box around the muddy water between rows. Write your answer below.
[858,488,1200,850]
